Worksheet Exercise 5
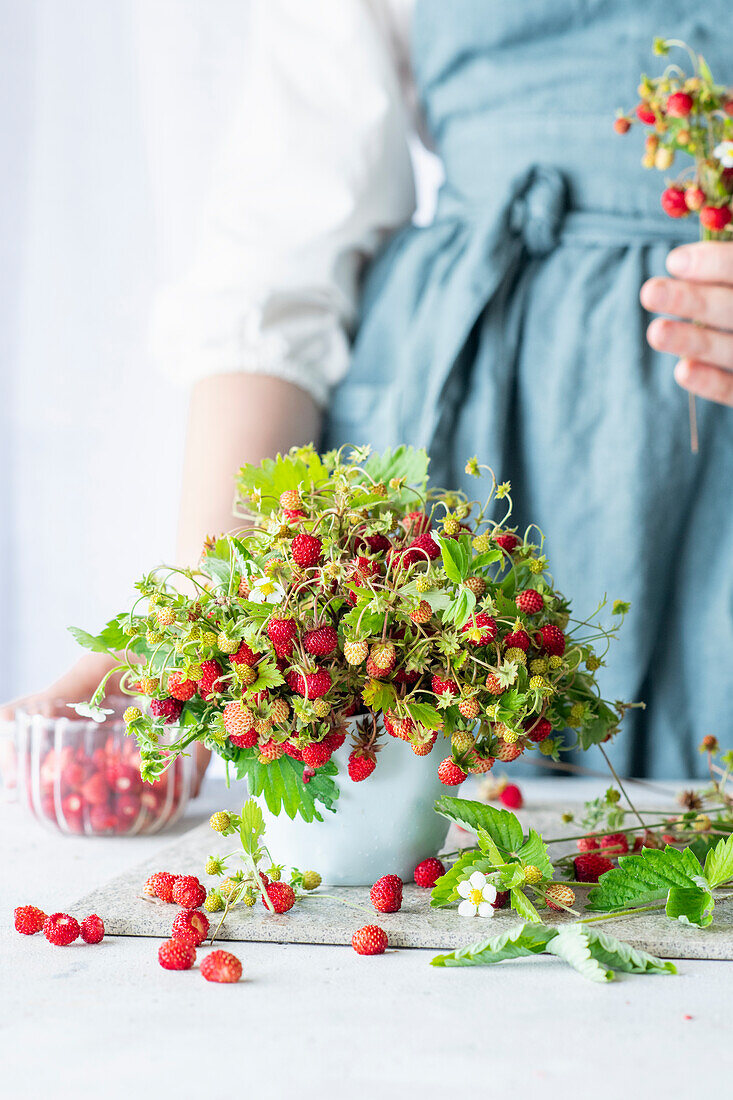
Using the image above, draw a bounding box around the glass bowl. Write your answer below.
[15,699,194,836]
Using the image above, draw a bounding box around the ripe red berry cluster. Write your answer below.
[144,870,207,909]
[15,906,105,946]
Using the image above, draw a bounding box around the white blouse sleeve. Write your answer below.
[151,0,416,407]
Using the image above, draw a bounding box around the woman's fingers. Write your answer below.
[674,358,733,406]
[666,241,733,283]
[646,316,733,369]
[640,276,733,331]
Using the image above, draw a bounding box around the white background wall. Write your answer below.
[1,0,440,702]
[1,1,254,699]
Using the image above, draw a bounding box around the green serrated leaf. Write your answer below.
[666,886,715,928]
[362,446,429,494]
[431,922,556,967]
[361,678,397,713]
[584,927,676,975]
[434,797,524,854]
[236,448,329,514]
[517,830,553,880]
[237,754,339,822]
[405,702,443,731]
[239,798,265,855]
[440,538,468,584]
[586,845,704,912]
[703,833,733,889]
[476,828,505,865]
[546,925,614,982]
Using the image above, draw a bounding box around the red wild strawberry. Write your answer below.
[493,890,510,910]
[536,624,566,656]
[684,186,705,212]
[666,91,693,117]
[438,759,467,786]
[576,835,600,853]
[613,117,631,134]
[503,629,530,651]
[524,716,552,743]
[700,205,732,232]
[80,914,105,944]
[301,741,333,769]
[158,938,196,970]
[515,589,544,614]
[230,640,258,666]
[414,857,445,888]
[150,697,183,725]
[262,882,296,914]
[600,833,629,858]
[304,624,338,656]
[14,905,46,935]
[348,751,376,782]
[286,668,332,699]
[229,730,258,749]
[401,532,441,566]
[485,673,504,695]
[401,511,431,535]
[167,671,196,701]
[500,784,523,810]
[324,729,346,753]
[493,741,523,763]
[461,612,497,646]
[171,909,210,947]
[431,674,459,697]
[43,913,80,946]
[108,764,141,796]
[198,659,225,700]
[370,875,403,913]
[267,616,298,657]
[635,101,656,124]
[81,772,110,806]
[494,532,519,553]
[352,925,388,955]
[172,876,207,909]
[364,532,392,555]
[258,740,284,762]
[291,532,322,568]
[661,187,689,219]
[200,949,242,983]
[545,884,576,912]
[145,871,176,903]
[573,854,614,883]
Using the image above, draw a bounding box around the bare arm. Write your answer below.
[177,373,321,565]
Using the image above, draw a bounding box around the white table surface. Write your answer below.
[1,774,729,1100]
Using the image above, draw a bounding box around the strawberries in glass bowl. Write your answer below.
[15,699,194,836]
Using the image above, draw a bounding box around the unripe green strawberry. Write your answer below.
[209,811,231,833]
[123,706,142,724]
[302,871,322,891]
[205,856,224,876]
[472,534,491,552]
[204,891,224,912]
[415,575,433,593]
[523,865,543,885]
[451,730,475,753]
[217,633,239,654]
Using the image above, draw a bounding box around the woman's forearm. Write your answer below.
[176,373,321,567]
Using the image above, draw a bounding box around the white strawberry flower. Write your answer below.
[713,140,733,168]
[457,870,498,917]
[248,575,286,605]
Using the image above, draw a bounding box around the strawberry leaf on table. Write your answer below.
[510,887,542,923]
[430,850,493,908]
[432,922,676,981]
[585,845,705,911]
[702,832,733,889]
[665,885,715,928]
[434,797,524,855]
[517,830,553,881]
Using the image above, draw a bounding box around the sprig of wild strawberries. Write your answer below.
[615,38,733,236]
[74,445,629,820]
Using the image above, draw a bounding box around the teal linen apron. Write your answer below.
[324,0,733,776]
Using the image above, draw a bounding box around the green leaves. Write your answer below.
[68,615,131,656]
[440,537,470,584]
[703,832,733,889]
[405,701,443,731]
[239,798,265,855]
[362,445,429,492]
[235,447,329,513]
[432,923,676,981]
[586,845,705,911]
[432,923,555,967]
[510,887,542,923]
[517,830,553,881]
[237,754,339,822]
[546,925,614,983]
[666,886,715,928]
[430,850,492,908]
[434,797,523,854]
[586,836,733,929]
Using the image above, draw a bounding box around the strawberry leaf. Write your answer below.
[434,797,524,854]
[586,845,704,911]
[546,926,614,982]
[703,833,733,889]
[431,922,556,967]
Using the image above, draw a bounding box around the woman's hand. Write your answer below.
[641,241,733,407]
[0,652,118,722]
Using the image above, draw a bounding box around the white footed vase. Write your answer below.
[259,724,449,886]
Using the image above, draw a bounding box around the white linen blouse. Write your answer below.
[151,0,429,408]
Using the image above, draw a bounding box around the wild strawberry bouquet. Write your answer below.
[73,445,629,821]
[616,38,733,235]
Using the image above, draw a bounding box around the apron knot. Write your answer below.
[509,166,568,257]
